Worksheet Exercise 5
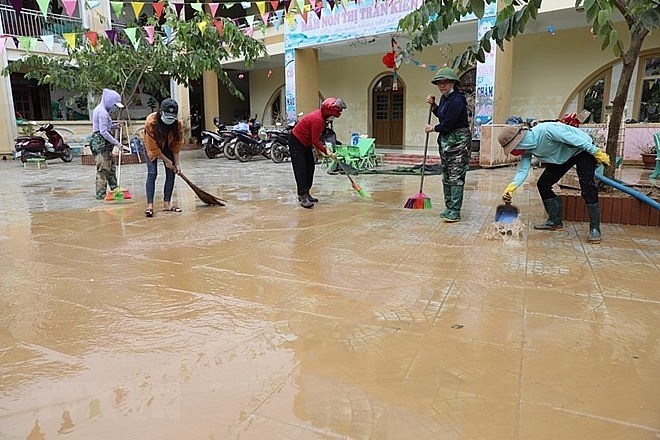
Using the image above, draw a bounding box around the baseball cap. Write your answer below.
[160,98,178,119]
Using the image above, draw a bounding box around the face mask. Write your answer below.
[510,149,524,156]
[160,113,177,125]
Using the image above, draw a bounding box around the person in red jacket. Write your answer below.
[289,97,345,208]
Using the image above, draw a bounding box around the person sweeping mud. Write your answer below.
[142,98,184,217]
[90,89,125,200]
[289,98,343,208]
[497,122,611,243]
[424,67,471,222]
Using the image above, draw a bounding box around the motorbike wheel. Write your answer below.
[224,139,238,160]
[204,144,218,159]
[61,147,74,162]
[235,142,252,162]
[270,142,287,163]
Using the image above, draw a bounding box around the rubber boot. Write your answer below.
[440,183,451,217]
[586,203,602,243]
[299,194,314,209]
[441,185,463,223]
[534,197,563,230]
[299,194,319,203]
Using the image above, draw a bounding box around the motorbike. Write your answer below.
[201,116,236,159]
[267,123,293,163]
[233,124,272,162]
[14,123,74,163]
[224,116,262,161]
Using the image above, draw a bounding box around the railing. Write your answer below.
[0,5,83,39]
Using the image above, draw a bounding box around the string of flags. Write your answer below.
[382,38,441,74]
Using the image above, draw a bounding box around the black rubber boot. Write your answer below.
[586,203,602,243]
[298,194,318,203]
[299,194,314,209]
[534,197,564,230]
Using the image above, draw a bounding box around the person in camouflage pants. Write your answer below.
[424,67,471,222]
[91,89,124,199]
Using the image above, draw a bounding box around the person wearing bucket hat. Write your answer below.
[142,97,184,217]
[424,66,471,222]
[498,121,611,243]
[90,88,125,200]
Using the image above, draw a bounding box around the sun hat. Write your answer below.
[498,125,528,155]
[160,98,179,119]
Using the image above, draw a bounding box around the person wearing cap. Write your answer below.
[424,67,471,222]
[289,97,343,208]
[497,122,611,243]
[90,88,125,200]
[142,98,184,217]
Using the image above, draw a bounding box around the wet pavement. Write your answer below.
[0,150,658,439]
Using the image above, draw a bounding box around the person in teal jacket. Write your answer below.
[497,122,611,243]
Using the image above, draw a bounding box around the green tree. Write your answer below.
[2,8,267,122]
[399,0,659,178]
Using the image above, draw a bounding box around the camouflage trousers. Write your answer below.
[437,127,471,186]
[92,133,118,198]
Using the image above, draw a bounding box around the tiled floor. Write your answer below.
[0,151,658,439]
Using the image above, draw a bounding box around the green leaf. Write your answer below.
[470,0,484,18]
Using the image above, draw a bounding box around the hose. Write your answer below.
[595,165,659,210]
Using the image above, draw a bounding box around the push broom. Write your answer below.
[404,105,433,209]
[332,157,367,198]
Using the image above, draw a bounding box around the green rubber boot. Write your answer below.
[534,197,564,230]
[440,183,451,217]
[586,203,602,243]
[441,185,464,223]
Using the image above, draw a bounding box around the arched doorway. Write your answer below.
[371,75,404,148]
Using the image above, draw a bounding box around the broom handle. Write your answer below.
[418,104,433,193]
[117,124,122,187]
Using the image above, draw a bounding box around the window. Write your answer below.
[638,56,659,123]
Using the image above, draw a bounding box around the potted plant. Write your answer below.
[640,143,657,169]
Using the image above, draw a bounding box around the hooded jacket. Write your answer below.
[92,89,122,146]
[509,122,600,187]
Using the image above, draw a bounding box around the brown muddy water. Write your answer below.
[0,151,658,439]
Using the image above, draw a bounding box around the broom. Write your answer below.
[177,171,226,206]
[404,105,433,209]
[105,123,133,201]
[334,158,367,198]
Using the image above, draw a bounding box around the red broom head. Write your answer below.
[404,192,432,209]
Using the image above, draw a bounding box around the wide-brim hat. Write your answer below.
[498,125,527,155]
[431,67,461,85]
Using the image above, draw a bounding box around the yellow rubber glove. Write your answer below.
[594,150,611,166]
[502,183,517,203]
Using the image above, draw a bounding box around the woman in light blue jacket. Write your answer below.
[497,122,611,243]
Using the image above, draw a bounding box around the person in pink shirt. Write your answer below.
[289,98,345,208]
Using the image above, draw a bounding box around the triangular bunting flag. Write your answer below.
[245,15,255,27]
[62,0,77,16]
[86,0,101,9]
[196,20,207,34]
[285,13,294,28]
[152,2,164,19]
[106,29,117,43]
[123,27,140,49]
[256,1,265,14]
[85,31,98,48]
[10,0,22,14]
[270,0,279,10]
[144,25,155,44]
[327,0,335,10]
[163,24,174,44]
[314,5,321,19]
[282,0,291,12]
[131,2,144,18]
[240,2,250,8]
[62,33,76,49]
[173,2,184,18]
[208,3,219,16]
[41,34,55,51]
[244,27,254,37]
[11,37,19,49]
[214,19,224,36]
[261,12,270,25]
[110,1,122,17]
[295,0,304,14]
[36,0,49,18]
[18,36,37,51]
[190,2,203,13]
[274,10,283,30]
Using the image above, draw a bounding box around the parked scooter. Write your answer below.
[267,123,293,163]
[233,124,271,162]
[201,117,236,159]
[14,123,74,163]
